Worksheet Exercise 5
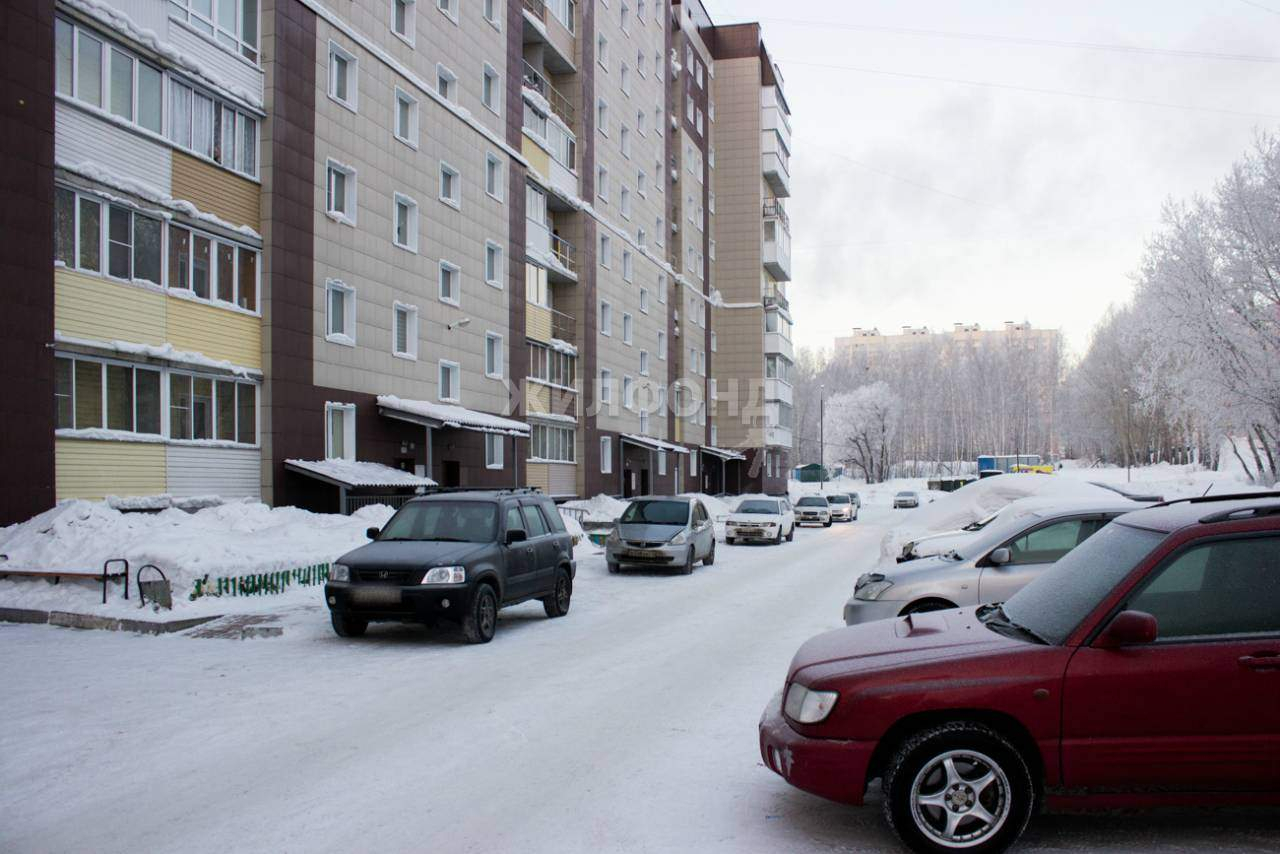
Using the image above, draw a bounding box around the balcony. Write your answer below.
[526,301,576,343]
[762,217,791,281]
[764,377,793,406]
[764,330,794,360]
[523,0,576,73]
[765,424,793,449]
[761,86,792,154]
[522,61,574,129]
[762,283,789,312]
[762,132,791,198]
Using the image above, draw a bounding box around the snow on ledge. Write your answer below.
[621,433,690,455]
[377,396,531,436]
[55,332,262,378]
[285,459,436,488]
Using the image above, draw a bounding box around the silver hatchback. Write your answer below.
[605,496,716,574]
[843,500,1149,625]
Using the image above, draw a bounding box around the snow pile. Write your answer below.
[558,510,585,544]
[0,500,393,615]
[561,494,628,524]
[285,458,434,487]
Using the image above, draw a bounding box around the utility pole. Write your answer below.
[1123,387,1133,483]
[819,383,826,489]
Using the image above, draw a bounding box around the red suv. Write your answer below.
[760,494,1280,853]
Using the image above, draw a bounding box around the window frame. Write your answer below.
[600,435,613,474]
[327,40,359,112]
[485,240,504,289]
[392,191,419,252]
[485,331,504,379]
[439,161,461,209]
[599,299,613,336]
[392,300,418,360]
[391,0,416,45]
[485,433,504,469]
[438,359,461,402]
[325,402,356,461]
[393,86,419,148]
[485,152,505,202]
[436,62,458,102]
[325,159,358,225]
[325,278,357,346]
[438,259,461,306]
[482,62,501,115]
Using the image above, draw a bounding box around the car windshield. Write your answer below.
[378,501,498,543]
[736,500,778,514]
[897,492,915,498]
[827,495,849,504]
[1002,521,1166,645]
[621,500,689,525]
[797,497,827,507]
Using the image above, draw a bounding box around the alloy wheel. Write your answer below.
[908,749,1011,848]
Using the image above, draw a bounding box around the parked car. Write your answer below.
[849,492,862,512]
[794,496,832,527]
[725,497,795,545]
[761,492,1280,853]
[605,496,716,574]
[893,491,921,509]
[827,493,857,522]
[845,499,1148,625]
[325,490,575,644]
[898,508,1005,562]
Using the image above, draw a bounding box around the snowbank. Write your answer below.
[0,500,393,615]
[562,494,629,524]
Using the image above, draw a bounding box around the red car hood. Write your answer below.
[788,608,1023,683]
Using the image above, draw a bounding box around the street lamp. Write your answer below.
[1122,386,1133,483]
[819,383,826,489]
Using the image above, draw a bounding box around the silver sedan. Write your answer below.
[843,500,1149,625]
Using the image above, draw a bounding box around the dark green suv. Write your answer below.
[325,490,576,643]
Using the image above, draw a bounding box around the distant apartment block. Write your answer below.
[835,321,1060,364]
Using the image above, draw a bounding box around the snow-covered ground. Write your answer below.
[1,498,1275,852]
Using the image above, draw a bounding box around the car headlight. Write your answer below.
[784,683,839,724]
[330,563,350,582]
[854,572,894,601]
[669,530,689,545]
[421,565,466,585]
[607,526,621,543]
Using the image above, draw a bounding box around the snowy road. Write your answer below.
[2,508,1277,853]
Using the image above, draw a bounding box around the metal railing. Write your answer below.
[763,200,790,234]
[550,233,577,273]
[522,60,575,128]
[344,494,417,514]
[549,305,576,341]
[762,285,790,312]
[522,0,545,18]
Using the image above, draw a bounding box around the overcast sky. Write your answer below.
[701,0,1280,358]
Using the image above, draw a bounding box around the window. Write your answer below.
[620,63,630,95]
[636,108,646,136]
[696,108,704,135]
[639,349,649,376]
[483,0,500,27]
[638,407,649,434]
[600,436,613,473]
[393,193,418,251]
[1127,536,1280,639]
[689,450,698,476]
[482,63,501,114]
[164,221,258,310]
[438,261,460,305]
[326,279,355,344]
[656,215,664,247]
[392,0,414,43]
[639,287,649,313]
[526,262,549,307]
[597,34,608,69]
[485,332,504,379]
[168,0,259,62]
[620,125,631,159]
[484,433,504,469]
[710,331,717,352]
[623,375,634,409]
[655,450,666,476]
[637,228,647,247]
[530,423,575,462]
[166,78,259,177]
[437,0,457,21]
[436,63,457,101]
[328,41,357,110]
[622,249,634,282]
[637,50,646,78]
[710,239,716,260]
[526,183,547,225]
[657,331,666,358]
[622,312,633,345]
[657,274,667,303]
[599,233,612,268]
[695,61,704,89]
[394,87,418,146]
[686,97,694,123]
[326,160,357,224]
[597,166,609,203]
[439,162,460,208]
[528,342,577,386]
[438,360,460,401]
[485,241,504,288]
[54,355,163,435]
[387,301,417,359]
[637,169,647,197]
[485,153,504,201]
[600,300,613,336]
[620,187,631,219]
[99,203,161,284]
[709,379,717,400]
[325,402,355,460]
[597,98,609,135]
[599,367,614,405]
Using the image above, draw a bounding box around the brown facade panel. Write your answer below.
[171,150,262,232]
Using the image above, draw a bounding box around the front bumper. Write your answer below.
[726,524,780,541]
[796,512,829,525]
[605,541,686,565]
[759,691,874,806]
[843,596,904,626]
[325,581,470,621]
[830,508,852,521]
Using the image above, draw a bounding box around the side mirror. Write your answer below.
[505,529,528,545]
[366,527,381,539]
[988,547,1011,566]
[1095,610,1158,649]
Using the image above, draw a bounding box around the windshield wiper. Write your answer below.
[978,604,1050,645]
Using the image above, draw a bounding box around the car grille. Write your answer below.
[355,568,416,584]
[626,540,667,549]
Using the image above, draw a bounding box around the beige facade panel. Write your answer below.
[55,270,168,348]
[55,439,167,501]
[171,150,261,232]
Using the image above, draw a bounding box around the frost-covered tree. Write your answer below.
[824,383,901,483]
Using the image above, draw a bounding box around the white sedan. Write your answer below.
[724,497,795,545]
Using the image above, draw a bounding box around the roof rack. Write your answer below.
[416,486,543,496]
[1149,490,1280,509]
[1198,502,1280,524]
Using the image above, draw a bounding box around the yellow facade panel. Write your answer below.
[525,462,551,494]
[170,151,261,231]
[527,383,552,414]
[55,270,167,347]
[521,135,551,183]
[167,298,262,369]
[526,302,552,343]
[55,439,166,501]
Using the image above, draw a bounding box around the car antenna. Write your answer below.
[1202,483,1214,497]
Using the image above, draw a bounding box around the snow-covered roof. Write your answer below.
[377,396,531,436]
[621,434,690,454]
[285,459,436,488]
[700,445,747,461]
[527,411,577,425]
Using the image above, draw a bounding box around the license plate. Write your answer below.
[351,586,402,605]
[739,529,762,536]
[624,549,660,559]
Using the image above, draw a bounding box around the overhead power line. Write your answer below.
[807,146,994,209]
[1237,0,1280,17]
[759,16,1280,64]
[775,58,1280,121]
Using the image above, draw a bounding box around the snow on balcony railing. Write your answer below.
[522,60,575,127]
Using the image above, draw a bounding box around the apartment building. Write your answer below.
[834,321,1061,364]
[1,0,793,525]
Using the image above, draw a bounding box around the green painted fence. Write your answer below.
[189,563,331,601]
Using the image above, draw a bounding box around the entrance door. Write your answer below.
[442,460,461,487]
[1061,534,1280,791]
[639,467,650,496]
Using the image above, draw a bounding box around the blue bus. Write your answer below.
[977,454,1043,476]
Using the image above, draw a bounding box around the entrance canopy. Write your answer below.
[377,395,531,436]
[700,445,747,461]
[620,433,690,454]
[284,459,436,488]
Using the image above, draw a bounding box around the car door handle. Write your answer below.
[1239,652,1280,671]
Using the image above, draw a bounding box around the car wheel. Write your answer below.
[786,525,794,542]
[902,599,956,616]
[774,527,784,545]
[884,722,1035,854]
[702,540,716,566]
[330,611,367,638]
[462,583,498,644]
[726,536,736,545]
[542,568,572,618]
[607,561,620,574]
[823,520,832,528]
[681,546,695,575]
